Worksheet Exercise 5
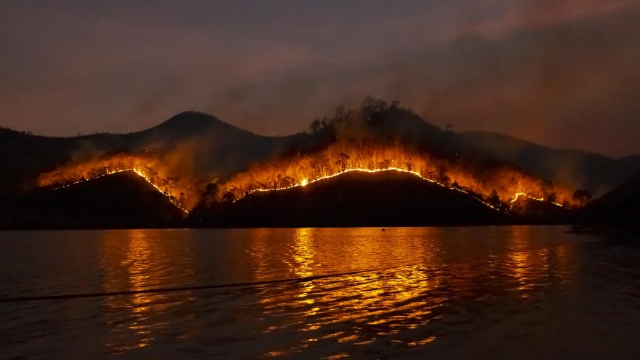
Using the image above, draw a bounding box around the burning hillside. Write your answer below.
[33,98,582,219]
[194,170,512,228]
[215,141,578,211]
[1,171,185,229]
[211,97,580,212]
[36,153,206,211]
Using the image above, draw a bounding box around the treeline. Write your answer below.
[191,97,580,215]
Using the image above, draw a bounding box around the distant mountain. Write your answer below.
[190,170,511,228]
[0,172,185,229]
[453,131,640,196]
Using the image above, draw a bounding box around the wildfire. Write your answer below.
[36,153,203,212]
[229,167,555,213]
[511,193,563,208]
[219,143,580,211]
[52,168,190,213]
[35,142,579,216]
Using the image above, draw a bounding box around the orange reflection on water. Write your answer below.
[506,227,575,293]
[252,228,446,355]
[291,228,316,279]
[98,229,195,354]
[247,227,577,357]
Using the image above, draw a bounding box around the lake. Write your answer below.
[1,227,640,359]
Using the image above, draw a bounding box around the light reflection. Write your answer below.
[291,228,316,279]
[83,227,577,358]
[98,229,195,354]
[246,227,576,357]
[505,226,574,293]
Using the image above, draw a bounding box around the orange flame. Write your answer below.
[36,153,202,212]
[35,143,580,214]
[219,143,579,210]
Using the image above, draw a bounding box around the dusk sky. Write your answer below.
[1,0,639,157]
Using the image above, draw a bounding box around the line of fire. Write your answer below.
[34,99,591,219]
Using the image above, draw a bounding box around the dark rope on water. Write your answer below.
[0,263,421,303]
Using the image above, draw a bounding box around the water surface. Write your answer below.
[1,227,639,359]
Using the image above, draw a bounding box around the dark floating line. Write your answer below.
[0,266,406,303]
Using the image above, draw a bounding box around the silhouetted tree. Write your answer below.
[335,105,348,120]
[405,162,413,172]
[202,183,219,208]
[222,191,236,203]
[282,176,294,188]
[487,190,500,207]
[537,179,558,203]
[337,152,350,172]
[317,154,330,176]
[436,164,449,185]
[309,119,321,134]
[361,96,389,115]
[572,189,592,207]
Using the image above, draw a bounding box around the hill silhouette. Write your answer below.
[454,131,640,196]
[3,106,638,200]
[0,172,185,229]
[580,171,640,234]
[189,170,512,228]
[0,111,303,195]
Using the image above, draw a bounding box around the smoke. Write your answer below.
[2,0,639,182]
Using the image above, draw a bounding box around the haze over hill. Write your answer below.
[3,101,638,198]
[0,112,306,195]
[2,98,640,229]
[454,131,640,196]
